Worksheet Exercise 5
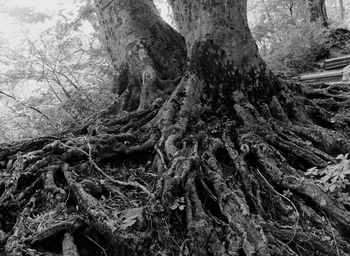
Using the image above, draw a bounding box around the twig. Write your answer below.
[85,235,108,256]
[163,220,185,255]
[256,169,299,244]
[86,142,154,198]
[179,239,189,256]
[59,140,154,198]
[156,148,167,166]
[0,90,50,120]
[64,186,71,205]
[325,215,340,256]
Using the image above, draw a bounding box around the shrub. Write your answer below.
[260,22,329,75]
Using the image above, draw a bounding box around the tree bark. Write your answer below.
[308,0,328,26]
[168,0,279,106]
[95,0,186,110]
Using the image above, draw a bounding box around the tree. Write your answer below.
[94,0,186,110]
[1,0,350,255]
[339,0,344,20]
[308,0,328,26]
[249,0,345,75]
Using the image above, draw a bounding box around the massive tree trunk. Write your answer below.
[168,0,279,105]
[95,0,186,110]
[308,0,328,26]
[2,0,350,256]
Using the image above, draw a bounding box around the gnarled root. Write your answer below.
[2,76,350,255]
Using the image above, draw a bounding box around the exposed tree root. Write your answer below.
[2,76,350,255]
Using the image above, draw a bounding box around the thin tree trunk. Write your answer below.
[339,0,344,20]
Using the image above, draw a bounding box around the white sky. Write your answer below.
[0,0,75,12]
[0,0,170,44]
[0,0,76,45]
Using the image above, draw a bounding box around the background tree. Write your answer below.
[1,0,350,256]
[249,0,350,75]
[308,0,328,26]
[339,0,344,20]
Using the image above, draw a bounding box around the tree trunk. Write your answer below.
[339,0,344,21]
[95,0,186,110]
[168,0,279,105]
[2,0,350,255]
[308,0,328,26]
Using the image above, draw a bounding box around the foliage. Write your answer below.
[261,22,329,74]
[248,0,350,75]
[306,154,350,207]
[170,197,185,211]
[0,1,114,143]
[0,0,179,143]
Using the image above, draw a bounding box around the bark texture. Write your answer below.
[95,0,186,110]
[1,0,350,256]
[308,0,328,26]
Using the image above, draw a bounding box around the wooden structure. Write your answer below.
[324,55,350,70]
[300,70,343,83]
